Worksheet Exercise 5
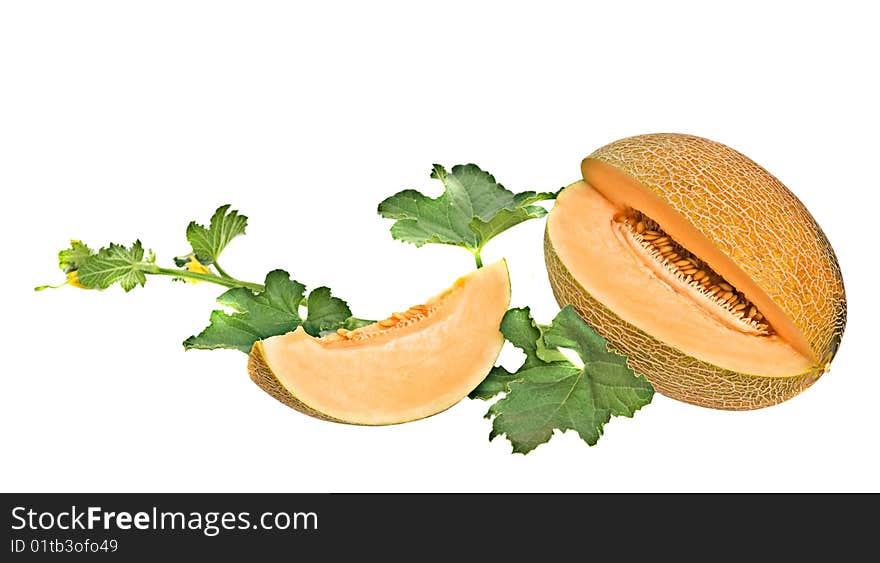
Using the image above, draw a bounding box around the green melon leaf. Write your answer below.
[58,240,95,273]
[76,241,154,292]
[378,164,555,258]
[184,270,363,353]
[475,306,654,454]
[185,204,248,264]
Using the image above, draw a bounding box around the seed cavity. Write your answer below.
[321,285,461,344]
[617,210,772,335]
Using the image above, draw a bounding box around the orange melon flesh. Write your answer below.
[250,260,510,425]
[582,158,813,360]
[548,181,813,377]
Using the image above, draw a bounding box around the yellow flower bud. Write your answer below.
[182,254,211,281]
[66,270,87,289]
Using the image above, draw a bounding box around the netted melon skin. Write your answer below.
[248,341,347,424]
[587,133,846,366]
[545,234,821,410]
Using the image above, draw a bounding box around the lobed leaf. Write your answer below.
[378,164,555,254]
[76,241,152,292]
[184,270,361,354]
[474,305,654,453]
[186,204,248,264]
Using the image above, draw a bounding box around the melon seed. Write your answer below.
[621,208,772,336]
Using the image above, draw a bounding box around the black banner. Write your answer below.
[1,493,871,559]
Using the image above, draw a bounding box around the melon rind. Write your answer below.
[545,234,822,410]
[248,340,346,424]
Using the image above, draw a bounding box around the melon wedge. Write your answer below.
[545,134,846,410]
[248,260,510,425]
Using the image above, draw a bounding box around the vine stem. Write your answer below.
[212,260,233,279]
[152,267,264,291]
[472,249,484,269]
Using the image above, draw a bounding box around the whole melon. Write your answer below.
[545,133,846,410]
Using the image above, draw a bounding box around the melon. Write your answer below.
[248,260,510,424]
[545,133,846,410]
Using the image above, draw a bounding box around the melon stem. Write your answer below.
[144,267,378,328]
[152,267,265,291]
[211,261,233,280]
[472,249,483,269]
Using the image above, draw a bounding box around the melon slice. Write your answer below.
[545,134,846,410]
[248,260,510,425]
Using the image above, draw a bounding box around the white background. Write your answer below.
[1,1,877,492]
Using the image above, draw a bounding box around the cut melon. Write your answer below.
[248,260,510,425]
[545,133,846,410]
